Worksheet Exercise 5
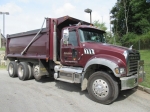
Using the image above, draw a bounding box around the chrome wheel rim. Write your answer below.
[18,65,24,78]
[9,64,13,75]
[92,79,109,98]
[34,65,39,76]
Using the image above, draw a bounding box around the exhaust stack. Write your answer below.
[53,20,61,65]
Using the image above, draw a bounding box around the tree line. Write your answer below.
[94,0,150,50]
[111,0,150,49]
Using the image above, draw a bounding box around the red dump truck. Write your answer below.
[5,16,145,104]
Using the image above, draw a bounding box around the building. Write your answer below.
[0,30,5,48]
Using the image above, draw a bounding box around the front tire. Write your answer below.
[87,71,119,104]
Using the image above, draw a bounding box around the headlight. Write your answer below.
[120,68,126,74]
[115,67,126,74]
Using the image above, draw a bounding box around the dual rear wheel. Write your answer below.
[8,61,17,77]
[18,62,30,80]
[8,61,41,81]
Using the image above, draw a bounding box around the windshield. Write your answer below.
[79,28,105,43]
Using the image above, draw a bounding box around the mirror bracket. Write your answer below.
[62,28,69,44]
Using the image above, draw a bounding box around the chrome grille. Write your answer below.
[128,52,140,76]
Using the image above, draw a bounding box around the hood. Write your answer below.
[103,43,130,51]
[82,42,129,54]
[82,42,129,64]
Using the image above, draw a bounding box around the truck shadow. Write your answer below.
[54,81,88,95]
[37,77,88,96]
[54,81,137,103]
[36,77,137,104]
[55,81,138,104]
[116,88,137,102]
[36,76,55,83]
[36,77,87,93]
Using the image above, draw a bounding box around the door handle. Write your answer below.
[78,54,83,60]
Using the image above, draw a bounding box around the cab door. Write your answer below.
[61,28,80,66]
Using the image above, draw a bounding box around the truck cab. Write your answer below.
[61,25,106,67]
[54,22,145,104]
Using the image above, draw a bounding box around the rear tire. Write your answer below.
[18,62,29,81]
[8,61,18,77]
[27,63,33,79]
[87,71,119,104]
[33,65,41,81]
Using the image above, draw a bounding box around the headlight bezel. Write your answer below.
[115,67,126,75]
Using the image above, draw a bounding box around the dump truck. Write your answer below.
[5,16,145,104]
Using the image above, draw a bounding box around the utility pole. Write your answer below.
[139,40,140,50]
[109,15,111,34]
[0,11,9,47]
[0,29,1,48]
[109,10,116,45]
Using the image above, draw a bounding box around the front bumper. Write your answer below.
[120,73,145,90]
[120,60,145,90]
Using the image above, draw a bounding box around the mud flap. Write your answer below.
[39,59,49,76]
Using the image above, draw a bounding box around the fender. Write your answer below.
[81,55,126,91]
[83,58,119,77]
[83,54,126,77]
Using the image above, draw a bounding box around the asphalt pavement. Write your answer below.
[0,69,150,112]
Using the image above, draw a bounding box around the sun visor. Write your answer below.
[57,16,91,29]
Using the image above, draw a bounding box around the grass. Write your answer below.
[0,65,6,69]
[139,50,150,88]
[0,48,5,51]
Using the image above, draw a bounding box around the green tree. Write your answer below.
[93,20,114,44]
[111,0,150,35]
[130,0,150,34]
[110,0,150,49]
[93,20,107,31]
[110,0,131,36]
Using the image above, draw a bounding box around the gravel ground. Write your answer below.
[0,69,150,112]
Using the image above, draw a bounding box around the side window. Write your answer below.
[68,31,78,46]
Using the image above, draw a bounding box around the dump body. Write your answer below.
[6,28,49,59]
[6,16,90,60]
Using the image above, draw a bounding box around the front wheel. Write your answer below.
[87,71,119,104]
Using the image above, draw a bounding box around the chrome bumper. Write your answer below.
[120,60,145,90]
[120,72,145,90]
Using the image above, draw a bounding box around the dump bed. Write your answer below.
[6,28,49,59]
[6,16,90,60]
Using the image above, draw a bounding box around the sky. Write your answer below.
[0,0,117,36]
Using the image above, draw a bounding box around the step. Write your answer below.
[56,78,74,83]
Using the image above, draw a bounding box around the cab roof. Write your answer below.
[56,16,105,33]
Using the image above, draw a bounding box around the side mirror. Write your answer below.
[63,28,69,44]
